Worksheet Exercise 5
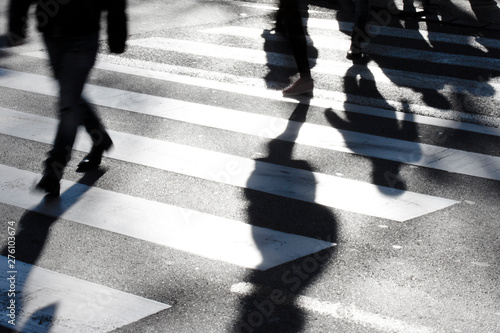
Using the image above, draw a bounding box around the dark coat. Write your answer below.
[8,0,127,53]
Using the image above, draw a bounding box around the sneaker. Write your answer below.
[282,77,314,97]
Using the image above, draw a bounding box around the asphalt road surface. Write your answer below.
[0,0,499,332]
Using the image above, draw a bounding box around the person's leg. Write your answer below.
[7,0,32,45]
[280,0,311,79]
[279,0,314,96]
[37,34,99,195]
[77,99,113,170]
[81,99,112,149]
[348,0,371,59]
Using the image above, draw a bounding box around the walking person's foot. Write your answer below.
[77,135,113,171]
[35,174,61,197]
[282,77,314,97]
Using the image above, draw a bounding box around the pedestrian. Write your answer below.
[347,0,371,59]
[8,0,128,196]
[276,0,314,97]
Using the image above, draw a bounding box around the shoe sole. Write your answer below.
[282,90,314,97]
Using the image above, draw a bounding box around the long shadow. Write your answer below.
[0,169,105,333]
[330,1,500,313]
[231,101,338,332]
[333,0,500,180]
[364,0,500,189]
[229,4,339,331]
[326,61,420,193]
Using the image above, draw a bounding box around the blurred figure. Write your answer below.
[8,0,128,196]
[347,0,371,59]
[276,0,314,97]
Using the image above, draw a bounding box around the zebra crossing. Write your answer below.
[1,4,500,332]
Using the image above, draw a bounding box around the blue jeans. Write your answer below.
[43,33,110,179]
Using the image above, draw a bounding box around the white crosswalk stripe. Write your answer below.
[0,107,459,221]
[1,5,499,332]
[2,68,499,182]
[125,37,500,99]
[0,164,335,270]
[203,26,500,70]
[0,256,169,333]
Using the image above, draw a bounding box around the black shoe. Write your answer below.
[345,50,370,61]
[346,49,363,60]
[35,174,60,197]
[77,137,113,171]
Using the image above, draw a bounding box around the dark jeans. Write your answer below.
[7,0,31,41]
[43,33,109,179]
[351,0,371,51]
[277,0,311,78]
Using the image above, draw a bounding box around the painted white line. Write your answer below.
[0,256,169,333]
[125,37,500,98]
[202,26,500,71]
[21,52,500,131]
[0,165,335,270]
[235,1,327,15]
[231,282,434,333]
[236,2,279,12]
[1,69,499,181]
[0,108,459,221]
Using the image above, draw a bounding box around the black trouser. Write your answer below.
[43,33,110,179]
[351,0,371,51]
[277,0,311,78]
[7,0,32,41]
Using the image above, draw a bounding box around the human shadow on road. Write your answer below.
[363,1,500,187]
[333,0,499,117]
[230,101,338,332]
[332,0,500,185]
[325,61,420,194]
[0,169,105,333]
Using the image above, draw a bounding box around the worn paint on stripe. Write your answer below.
[0,109,459,221]
[0,165,335,269]
[0,256,169,333]
[231,282,434,333]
